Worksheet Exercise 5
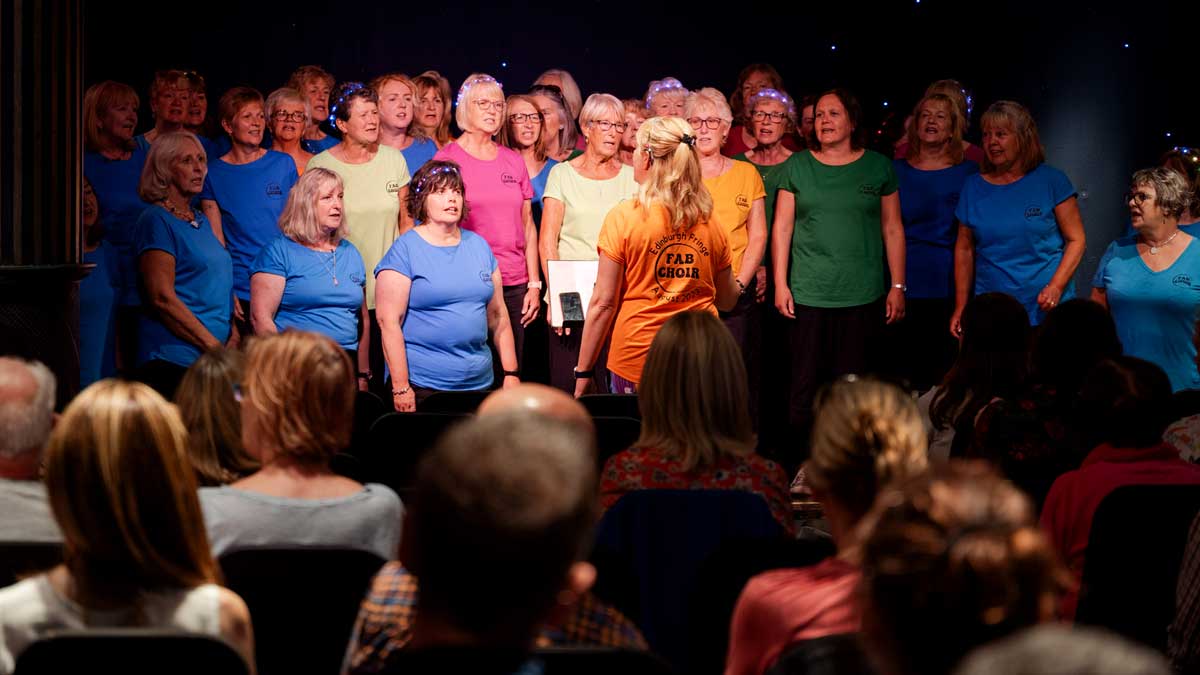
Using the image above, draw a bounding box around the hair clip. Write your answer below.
[329,82,366,124]
[456,75,503,108]
[750,88,792,107]
[679,133,696,147]
[644,77,686,110]
[414,164,460,193]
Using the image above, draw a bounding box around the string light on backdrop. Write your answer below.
[1174,147,1199,164]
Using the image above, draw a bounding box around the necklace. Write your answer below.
[161,200,199,228]
[1144,229,1181,255]
[310,244,339,285]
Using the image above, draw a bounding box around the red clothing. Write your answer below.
[724,557,860,675]
[1040,442,1200,619]
[599,446,794,534]
[894,140,986,164]
[722,125,801,158]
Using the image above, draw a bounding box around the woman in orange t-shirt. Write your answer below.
[574,116,741,396]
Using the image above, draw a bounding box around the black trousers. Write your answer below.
[720,278,762,423]
[880,296,957,393]
[547,321,609,394]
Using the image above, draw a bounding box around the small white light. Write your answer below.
[883,101,889,107]
[501,61,508,68]
[830,44,837,51]
[1167,132,1173,138]
[1123,43,1130,48]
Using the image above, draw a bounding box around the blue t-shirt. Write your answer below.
[954,163,1077,324]
[894,159,979,299]
[84,147,150,304]
[400,137,438,176]
[252,235,366,350]
[135,206,234,368]
[374,228,497,391]
[198,151,298,299]
[199,135,232,161]
[530,158,559,227]
[1092,235,1200,392]
[301,134,340,155]
[79,241,120,387]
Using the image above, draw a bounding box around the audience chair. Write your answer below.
[763,633,875,675]
[1076,483,1200,651]
[537,646,675,675]
[358,412,466,495]
[591,489,788,672]
[420,390,489,414]
[580,393,641,420]
[379,646,675,675]
[353,390,390,448]
[14,628,250,675]
[0,542,62,588]
[594,415,642,470]
[218,547,386,675]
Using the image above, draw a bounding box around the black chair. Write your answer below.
[580,393,640,420]
[14,628,250,675]
[421,390,489,414]
[380,646,674,675]
[1076,483,1200,651]
[537,647,675,675]
[0,541,62,588]
[357,412,466,495]
[354,390,389,447]
[594,415,641,470]
[764,634,875,675]
[218,547,386,675]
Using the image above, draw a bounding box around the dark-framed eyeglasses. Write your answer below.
[1126,191,1154,205]
[751,110,787,123]
[589,120,628,133]
[509,112,542,124]
[272,111,307,123]
[687,117,725,131]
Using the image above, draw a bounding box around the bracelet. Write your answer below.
[892,283,907,293]
[574,368,595,379]
[392,387,411,396]
[357,371,372,380]
[503,370,520,377]
[735,278,747,295]
[527,280,543,290]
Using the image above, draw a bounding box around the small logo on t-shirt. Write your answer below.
[386,180,401,194]
[350,273,364,285]
[265,182,283,198]
[1024,206,1043,219]
[501,173,520,185]
[479,270,493,285]
[735,194,750,208]
[858,184,880,197]
[1173,274,1198,290]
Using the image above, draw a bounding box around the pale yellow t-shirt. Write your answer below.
[703,159,766,276]
[543,161,638,261]
[307,146,410,309]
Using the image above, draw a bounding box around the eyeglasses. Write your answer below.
[589,120,628,133]
[509,112,542,124]
[1126,191,1154,205]
[272,111,306,122]
[751,110,787,123]
[474,99,504,112]
[687,117,725,131]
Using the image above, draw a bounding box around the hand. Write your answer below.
[774,284,795,319]
[356,375,369,392]
[1037,284,1063,311]
[755,267,768,303]
[232,298,246,323]
[521,288,540,327]
[574,376,594,399]
[392,389,416,413]
[885,287,906,324]
[503,374,521,389]
[949,307,965,339]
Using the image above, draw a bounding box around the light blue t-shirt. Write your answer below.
[1092,235,1200,392]
[135,206,233,368]
[894,159,979,299]
[530,158,559,227]
[400,137,438,175]
[374,228,497,391]
[955,163,1077,324]
[84,147,150,305]
[80,241,119,387]
[301,134,340,155]
[198,151,298,300]
[252,235,366,351]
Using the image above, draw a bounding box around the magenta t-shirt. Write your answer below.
[433,143,533,285]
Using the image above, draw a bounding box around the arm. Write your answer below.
[771,190,796,318]
[357,290,371,392]
[881,191,906,324]
[951,222,974,337]
[217,587,256,675]
[248,272,284,336]
[139,250,222,351]
[397,185,413,235]
[538,197,566,285]
[739,197,768,295]
[574,254,623,398]
[199,199,225,246]
[487,268,520,389]
[1090,287,1108,310]
[375,270,416,412]
[520,199,540,326]
[716,265,739,313]
[1038,196,1087,310]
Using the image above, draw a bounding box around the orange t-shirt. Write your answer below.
[703,160,766,276]
[597,199,733,384]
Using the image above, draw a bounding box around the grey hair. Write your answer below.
[683,87,733,124]
[1132,166,1192,220]
[579,93,624,128]
[0,357,56,460]
[955,624,1171,675]
[265,87,311,125]
[138,131,206,204]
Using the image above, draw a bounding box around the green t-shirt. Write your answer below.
[782,150,897,308]
[733,151,795,244]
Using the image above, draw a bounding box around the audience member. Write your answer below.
[955,624,1171,675]
[79,177,120,387]
[1169,510,1200,673]
[287,64,338,154]
[174,348,257,487]
[0,358,60,543]
[265,87,314,175]
[372,73,438,175]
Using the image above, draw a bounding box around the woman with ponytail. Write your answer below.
[573,116,740,396]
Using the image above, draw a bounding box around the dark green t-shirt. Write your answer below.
[733,151,794,243]
[782,150,898,308]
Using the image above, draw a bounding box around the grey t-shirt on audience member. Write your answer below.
[0,479,61,543]
[199,483,403,561]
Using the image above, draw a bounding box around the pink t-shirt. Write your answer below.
[434,142,533,285]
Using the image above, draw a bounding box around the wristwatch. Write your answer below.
[892,283,907,292]
[503,369,520,377]
[527,280,543,290]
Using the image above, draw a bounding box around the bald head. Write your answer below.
[0,357,55,467]
[479,383,594,434]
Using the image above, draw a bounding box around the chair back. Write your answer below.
[1076,483,1200,651]
[358,412,466,495]
[14,628,250,675]
[763,634,875,675]
[593,416,642,471]
[420,390,489,414]
[0,541,61,588]
[580,393,640,420]
[537,647,675,675]
[218,547,386,675]
[377,646,674,675]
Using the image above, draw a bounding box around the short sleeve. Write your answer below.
[879,155,899,196]
[198,175,216,202]
[779,155,800,194]
[1091,240,1118,289]
[596,205,626,265]
[251,237,289,277]
[281,157,300,191]
[1046,165,1077,205]
[711,221,733,271]
[954,175,974,225]
[543,162,567,203]
[747,164,766,201]
[394,150,411,188]
[517,155,534,201]
[136,209,178,258]
[375,236,413,278]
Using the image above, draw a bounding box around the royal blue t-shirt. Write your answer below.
[374,228,497,391]
[1092,235,1200,392]
[301,134,340,155]
[198,151,298,300]
[252,235,366,350]
[530,158,559,227]
[894,159,979,299]
[79,241,120,387]
[135,206,233,367]
[955,163,1077,324]
[401,137,438,176]
[84,146,150,304]
[199,135,232,161]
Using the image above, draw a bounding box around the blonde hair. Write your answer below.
[278,168,346,246]
[634,116,712,231]
[924,79,970,131]
[46,379,219,599]
[137,131,206,203]
[83,81,139,153]
[683,87,733,124]
[148,70,187,118]
[174,349,258,487]
[623,98,649,120]
[533,69,583,120]
[287,65,335,96]
[454,73,504,134]
[905,93,965,164]
[980,100,1045,175]
[497,94,547,162]
[644,77,688,111]
[413,71,453,147]
[807,377,929,521]
[369,72,429,141]
[579,93,624,128]
[242,331,355,464]
[637,312,755,470]
[265,87,311,126]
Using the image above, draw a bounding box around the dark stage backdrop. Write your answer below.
[84,0,1192,286]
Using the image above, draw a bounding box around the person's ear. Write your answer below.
[221,119,233,136]
[335,118,348,135]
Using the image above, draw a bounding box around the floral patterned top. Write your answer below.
[599,446,795,534]
[1165,414,1200,464]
